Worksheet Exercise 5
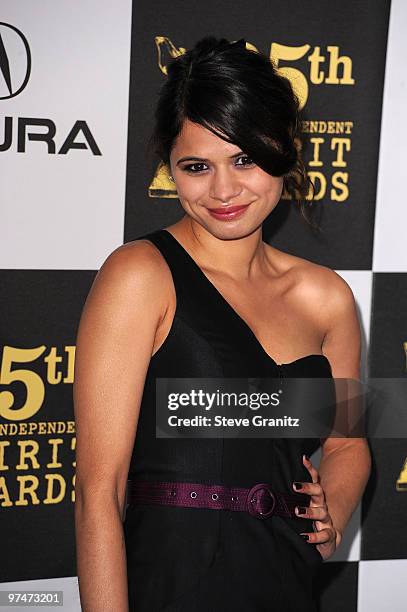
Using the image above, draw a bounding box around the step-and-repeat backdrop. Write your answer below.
[1,1,406,610]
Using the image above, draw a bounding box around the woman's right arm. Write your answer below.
[73,241,168,611]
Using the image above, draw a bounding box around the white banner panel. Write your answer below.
[358,559,407,612]
[0,577,81,611]
[372,0,407,272]
[0,0,132,269]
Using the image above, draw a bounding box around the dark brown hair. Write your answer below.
[148,36,317,228]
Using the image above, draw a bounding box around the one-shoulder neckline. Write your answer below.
[159,229,332,372]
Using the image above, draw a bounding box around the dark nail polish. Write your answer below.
[296,506,307,514]
[293,482,303,490]
[301,534,309,541]
[303,454,310,461]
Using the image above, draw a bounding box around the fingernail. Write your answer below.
[303,454,310,461]
[296,506,307,515]
[300,534,309,541]
[293,482,303,490]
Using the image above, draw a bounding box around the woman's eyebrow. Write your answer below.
[176,151,244,165]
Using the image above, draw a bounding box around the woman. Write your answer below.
[74,37,371,611]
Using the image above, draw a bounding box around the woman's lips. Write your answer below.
[207,204,250,220]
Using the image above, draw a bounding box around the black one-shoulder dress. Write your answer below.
[123,229,333,612]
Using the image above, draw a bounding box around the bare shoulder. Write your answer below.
[268,244,357,322]
[98,237,170,289]
[84,238,173,319]
[300,259,355,313]
[271,246,361,377]
[285,251,361,376]
[301,260,357,327]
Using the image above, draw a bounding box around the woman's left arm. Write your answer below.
[295,270,371,558]
[318,438,371,548]
[318,271,371,547]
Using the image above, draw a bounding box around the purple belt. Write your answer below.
[126,480,310,520]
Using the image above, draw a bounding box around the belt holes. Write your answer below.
[231,496,238,501]
[190,491,197,498]
[170,489,177,497]
[212,493,219,501]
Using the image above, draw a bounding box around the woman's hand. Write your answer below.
[292,454,342,561]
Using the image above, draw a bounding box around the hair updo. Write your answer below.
[149,36,316,226]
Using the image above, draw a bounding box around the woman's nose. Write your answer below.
[209,168,243,203]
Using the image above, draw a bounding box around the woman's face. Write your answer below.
[169,119,284,239]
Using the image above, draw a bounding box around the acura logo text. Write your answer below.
[0,23,101,155]
[0,22,31,99]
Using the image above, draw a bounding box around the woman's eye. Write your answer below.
[236,155,255,167]
[182,156,255,174]
[183,163,208,173]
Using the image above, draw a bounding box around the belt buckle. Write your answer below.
[247,483,276,520]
